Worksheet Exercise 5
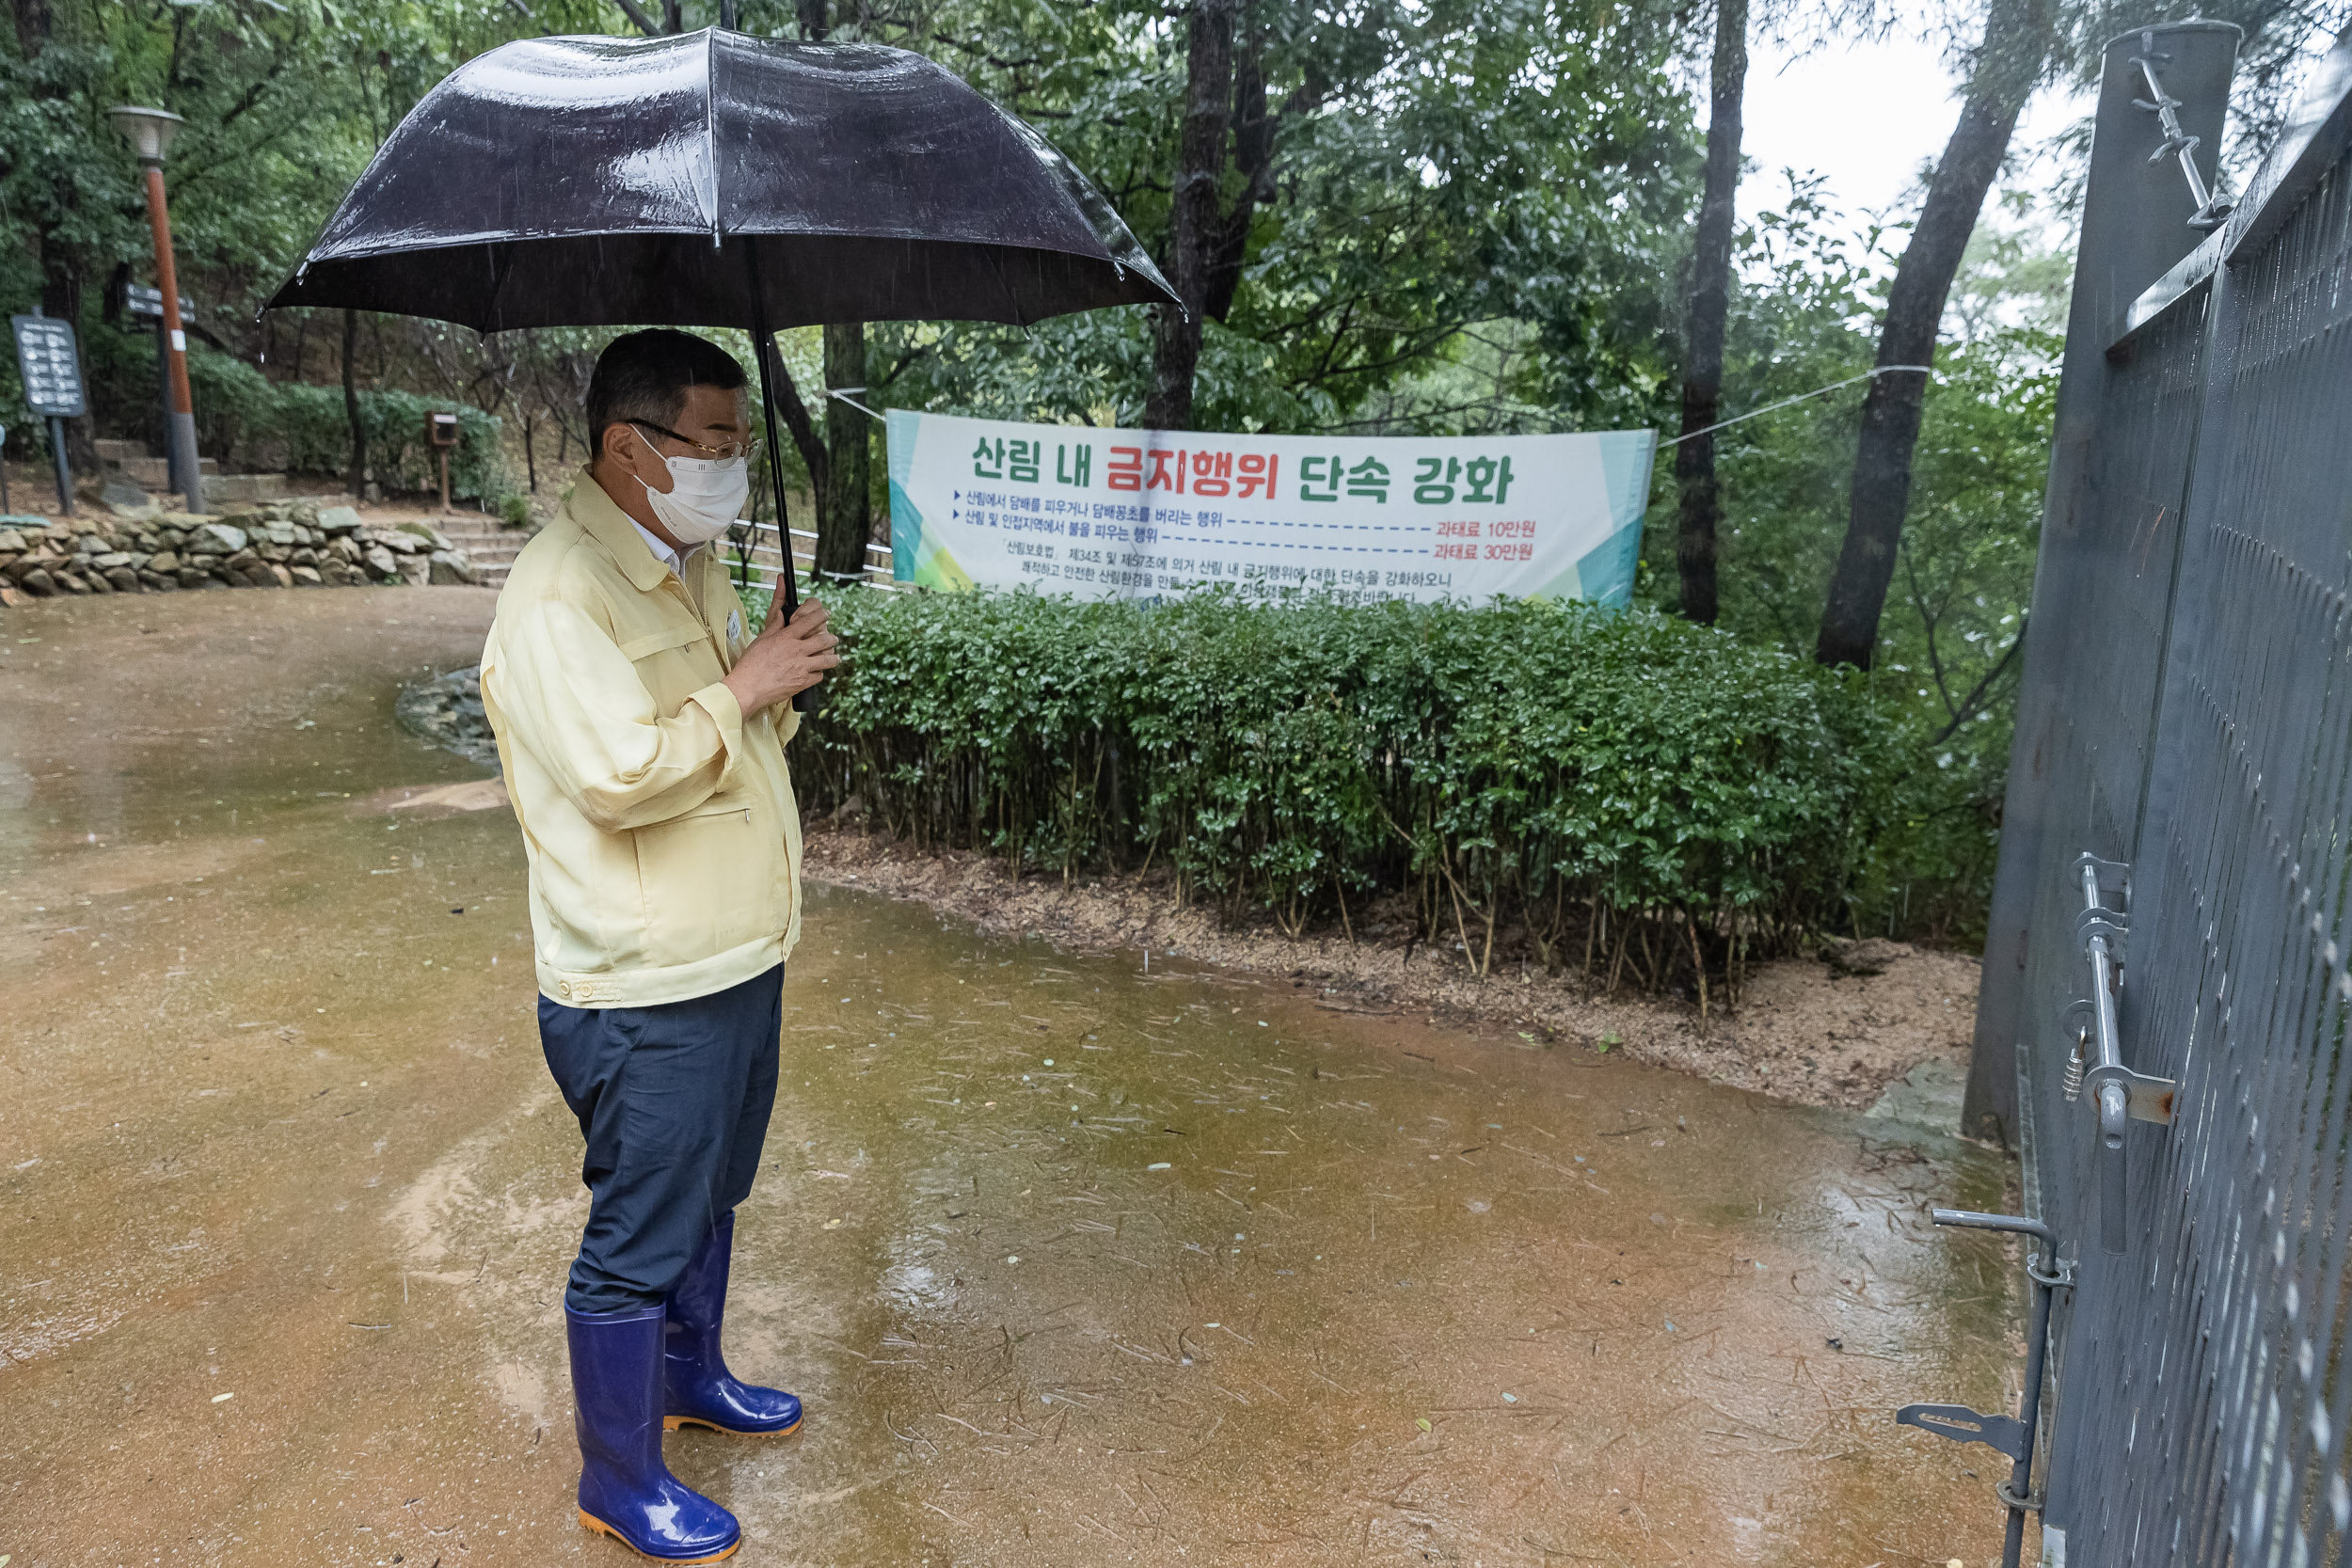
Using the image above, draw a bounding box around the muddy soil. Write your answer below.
[1,593,2026,1567]
[802,830,1985,1122]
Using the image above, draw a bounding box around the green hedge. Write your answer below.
[2,327,515,504]
[183,346,511,503]
[794,588,1901,997]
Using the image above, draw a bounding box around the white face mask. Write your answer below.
[630,428,750,546]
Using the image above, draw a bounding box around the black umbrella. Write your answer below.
[267,27,1177,657]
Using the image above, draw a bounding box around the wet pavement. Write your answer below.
[1,593,2023,1567]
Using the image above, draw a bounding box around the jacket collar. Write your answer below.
[567,468,675,595]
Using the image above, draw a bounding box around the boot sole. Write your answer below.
[663,1412,805,1437]
[578,1507,740,1562]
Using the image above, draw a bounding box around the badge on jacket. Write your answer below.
[727,610,742,647]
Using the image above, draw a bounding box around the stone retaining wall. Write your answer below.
[398,665,501,772]
[0,498,482,603]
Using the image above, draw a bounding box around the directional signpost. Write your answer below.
[428,411,458,514]
[125,284,197,501]
[11,312,87,515]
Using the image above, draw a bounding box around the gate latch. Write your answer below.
[2059,998,2176,1126]
[1898,1210,2065,1568]
[1896,1402,2027,1461]
[2067,851,2177,1253]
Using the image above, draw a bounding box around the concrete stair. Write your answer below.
[92,437,286,504]
[423,512,532,588]
[93,437,216,492]
[204,473,290,504]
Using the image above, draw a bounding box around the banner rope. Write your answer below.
[1659,363,1933,449]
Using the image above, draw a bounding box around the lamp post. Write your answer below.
[107,105,205,515]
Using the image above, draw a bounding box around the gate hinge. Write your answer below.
[2026,1253,2076,1289]
[1996,1478,2046,1513]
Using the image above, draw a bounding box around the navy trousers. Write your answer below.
[538,964,783,1312]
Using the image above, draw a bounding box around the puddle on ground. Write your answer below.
[0,594,2025,1566]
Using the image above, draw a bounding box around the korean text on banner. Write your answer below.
[884,412,1656,606]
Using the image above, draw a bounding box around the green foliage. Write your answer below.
[0,0,623,463]
[2,0,1703,519]
[1847,326,2056,941]
[866,0,1699,435]
[1637,182,2062,942]
[1,0,628,308]
[288,385,506,504]
[171,341,509,500]
[798,587,1903,980]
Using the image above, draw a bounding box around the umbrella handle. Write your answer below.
[743,237,816,715]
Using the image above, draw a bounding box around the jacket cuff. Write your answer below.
[687,681,746,787]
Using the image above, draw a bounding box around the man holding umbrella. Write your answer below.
[265,26,1179,1559]
[479,326,837,1563]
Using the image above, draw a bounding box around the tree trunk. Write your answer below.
[37,254,82,352]
[1142,0,1237,431]
[1815,0,2050,668]
[343,309,367,499]
[13,0,49,62]
[1202,37,1278,324]
[762,340,830,569]
[817,322,870,582]
[28,0,89,477]
[38,219,98,479]
[1674,0,1747,626]
[795,0,870,584]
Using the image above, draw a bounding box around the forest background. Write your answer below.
[5,0,2346,951]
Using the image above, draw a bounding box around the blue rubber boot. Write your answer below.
[566,1304,742,1563]
[663,1212,804,1436]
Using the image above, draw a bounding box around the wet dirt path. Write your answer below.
[0,594,2021,1567]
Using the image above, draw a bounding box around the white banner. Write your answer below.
[883,410,1656,606]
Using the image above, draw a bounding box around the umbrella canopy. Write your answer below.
[265,29,1177,331]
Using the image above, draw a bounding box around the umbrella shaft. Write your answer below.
[742,238,803,628]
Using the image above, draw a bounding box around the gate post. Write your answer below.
[1963,21,2239,1148]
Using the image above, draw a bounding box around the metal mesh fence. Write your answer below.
[1979,30,2352,1567]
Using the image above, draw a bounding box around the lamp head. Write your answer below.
[108,105,187,166]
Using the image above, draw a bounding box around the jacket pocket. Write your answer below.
[629,792,778,965]
[620,620,724,713]
[617,622,710,661]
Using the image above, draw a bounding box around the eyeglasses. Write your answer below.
[630,420,764,463]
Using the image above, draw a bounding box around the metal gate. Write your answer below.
[1959,20,2352,1566]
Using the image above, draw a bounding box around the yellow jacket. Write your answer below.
[480,472,803,1008]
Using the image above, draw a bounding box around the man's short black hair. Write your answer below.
[584,329,748,458]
